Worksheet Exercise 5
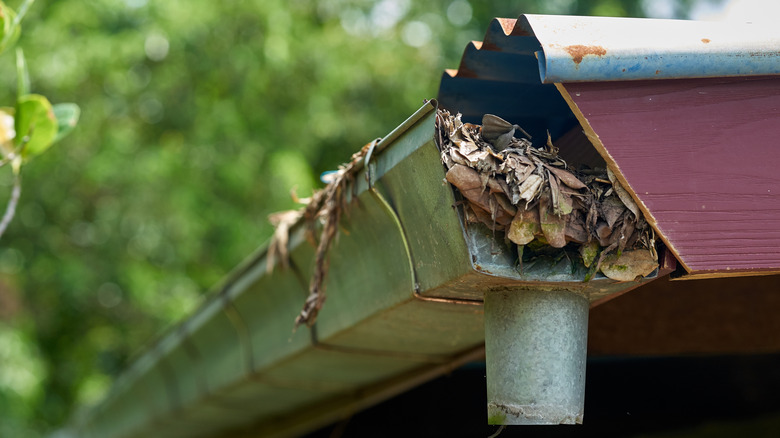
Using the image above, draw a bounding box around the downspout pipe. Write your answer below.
[484,289,589,425]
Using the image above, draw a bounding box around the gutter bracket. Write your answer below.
[364,138,381,189]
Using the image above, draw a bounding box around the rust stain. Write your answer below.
[496,18,519,35]
[473,264,493,274]
[701,38,711,44]
[564,45,607,65]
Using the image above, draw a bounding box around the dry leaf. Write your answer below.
[470,203,503,230]
[558,191,574,216]
[488,196,514,226]
[601,195,626,228]
[446,164,501,216]
[494,193,517,217]
[548,170,561,215]
[596,221,612,247]
[545,165,587,190]
[518,174,543,202]
[600,249,657,281]
[482,114,516,151]
[448,148,470,166]
[456,138,480,156]
[508,209,541,245]
[607,167,640,219]
[266,210,303,273]
[617,215,635,254]
[565,212,588,243]
[487,177,511,198]
[539,193,567,248]
[580,240,600,268]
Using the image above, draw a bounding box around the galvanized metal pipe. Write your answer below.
[484,289,588,425]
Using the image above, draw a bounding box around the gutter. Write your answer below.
[68,99,667,437]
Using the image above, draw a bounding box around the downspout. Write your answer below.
[485,289,588,424]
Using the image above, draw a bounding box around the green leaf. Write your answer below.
[15,94,58,159]
[0,1,21,54]
[52,103,80,143]
[16,48,30,98]
[579,240,600,268]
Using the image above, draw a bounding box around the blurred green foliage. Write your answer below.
[0,0,707,435]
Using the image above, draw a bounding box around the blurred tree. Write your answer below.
[0,1,80,434]
[0,0,709,435]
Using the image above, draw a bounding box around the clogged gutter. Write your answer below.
[270,108,659,327]
[435,109,658,282]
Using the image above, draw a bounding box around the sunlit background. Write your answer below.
[0,0,767,435]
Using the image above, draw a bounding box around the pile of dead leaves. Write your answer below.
[435,109,657,281]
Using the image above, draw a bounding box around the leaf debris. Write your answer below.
[268,141,375,328]
[435,108,657,281]
[269,108,660,329]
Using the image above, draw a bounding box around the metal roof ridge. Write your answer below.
[489,14,780,83]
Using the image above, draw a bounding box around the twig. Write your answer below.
[292,141,373,327]
[0,151,19,168]
[0,171,21,239]
[0,138,26,168]
[487,425,506,438]
[12,0,36,28]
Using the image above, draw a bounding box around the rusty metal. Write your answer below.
[517,14,780,83]
[413,291,484,306]
[438,14,780,143]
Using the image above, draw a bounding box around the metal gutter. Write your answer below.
[517,14,780,83]
[65,103,435,438]
[68,95,667,437]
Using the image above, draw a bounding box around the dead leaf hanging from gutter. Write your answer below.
[268,141,375,328]
[267,209,303,274]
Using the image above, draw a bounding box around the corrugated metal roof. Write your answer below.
[447,14,780,84]
[437,17,569,146]
[524,14,780,83]
[437,14,780,142]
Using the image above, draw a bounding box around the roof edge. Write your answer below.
[513,14,780,83]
